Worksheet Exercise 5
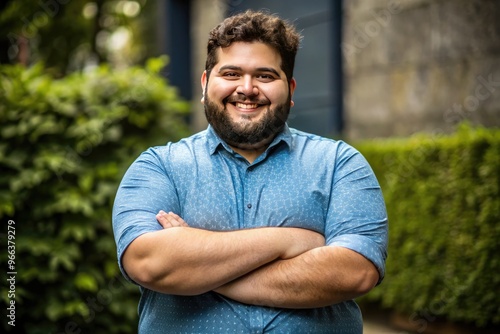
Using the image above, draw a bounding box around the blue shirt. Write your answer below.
[112,125,388,334]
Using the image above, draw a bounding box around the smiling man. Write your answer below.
[112,10,388,334]
[202,41,295,161]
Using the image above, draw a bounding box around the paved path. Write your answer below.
[363,320,408,334]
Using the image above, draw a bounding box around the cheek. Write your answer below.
[207,81,236,100]
[262,82,289,101]
[266,89,288,105]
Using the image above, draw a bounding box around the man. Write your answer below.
[113,10,388,333]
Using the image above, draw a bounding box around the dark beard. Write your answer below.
[204,96,291,148]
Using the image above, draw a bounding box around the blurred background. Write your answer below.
[0,1,499,333]
[2,0,499,137]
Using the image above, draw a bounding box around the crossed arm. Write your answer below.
[122,211,380,308]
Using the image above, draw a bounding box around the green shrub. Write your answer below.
[356,124,500,328]
[0,58,190,333]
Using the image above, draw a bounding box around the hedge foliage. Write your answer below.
[0,58,189,333]
[356,124,500,328]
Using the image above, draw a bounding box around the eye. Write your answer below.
[257,74,275,82]
[222,72,240,79]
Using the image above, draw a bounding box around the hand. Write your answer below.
[156,210,189,228]
[280,228,325,259]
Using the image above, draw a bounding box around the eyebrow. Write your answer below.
[218,65,281,78]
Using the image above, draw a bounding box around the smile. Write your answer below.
[235,102,259,109]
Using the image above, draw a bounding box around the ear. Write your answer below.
[200,71,208,103]
[289,77,297,95]
[289,78,297,107]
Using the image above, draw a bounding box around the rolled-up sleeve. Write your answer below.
[325,143,388,283]
[112,146,179,282]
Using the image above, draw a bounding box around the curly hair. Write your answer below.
[205,10,301,83]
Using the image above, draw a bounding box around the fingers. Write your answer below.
[156,210,189,229]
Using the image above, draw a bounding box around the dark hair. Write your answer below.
[205,10,301,82]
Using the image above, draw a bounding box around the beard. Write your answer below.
[204,94,291,148]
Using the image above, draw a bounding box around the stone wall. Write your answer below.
[342,0,500,139]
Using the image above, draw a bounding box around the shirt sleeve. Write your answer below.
[325,142,388,283]
[112,146,179,283]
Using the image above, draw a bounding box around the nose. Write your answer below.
[236,75,259,97]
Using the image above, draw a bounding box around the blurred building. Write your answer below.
[343,0,500,139]
[155,0,500,140]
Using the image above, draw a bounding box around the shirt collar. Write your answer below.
[206,124,292,155]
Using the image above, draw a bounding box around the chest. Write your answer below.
[171,153,332,233]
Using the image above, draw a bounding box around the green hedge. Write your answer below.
[356,124,500,328]
[0,58,189,333]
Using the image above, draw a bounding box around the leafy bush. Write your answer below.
[356,124,500,328]
[0,58,189,333]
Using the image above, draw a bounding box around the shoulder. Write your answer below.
[132,130,212,175]
[141,129,210,159]
[288,128,360,158]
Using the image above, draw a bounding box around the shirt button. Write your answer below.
[247,203,252,209]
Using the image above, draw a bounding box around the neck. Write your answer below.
[227,137,273,163]
[230,146,266,164]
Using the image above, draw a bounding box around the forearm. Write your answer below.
[122,216,324,296]
[215,246,380,308]
[123,227,286,295]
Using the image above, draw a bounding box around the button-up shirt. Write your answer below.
[112,125,388,333]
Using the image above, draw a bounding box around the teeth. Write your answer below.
[236,102,258,109]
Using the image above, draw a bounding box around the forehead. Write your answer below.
[214,41,283,71]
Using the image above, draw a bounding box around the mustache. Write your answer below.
[224,95,269,105]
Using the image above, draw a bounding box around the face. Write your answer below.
[201,42,296,149]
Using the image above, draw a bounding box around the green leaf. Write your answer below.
[74,272,98,292]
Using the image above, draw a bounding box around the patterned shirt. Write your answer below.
[112,125,388,333]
